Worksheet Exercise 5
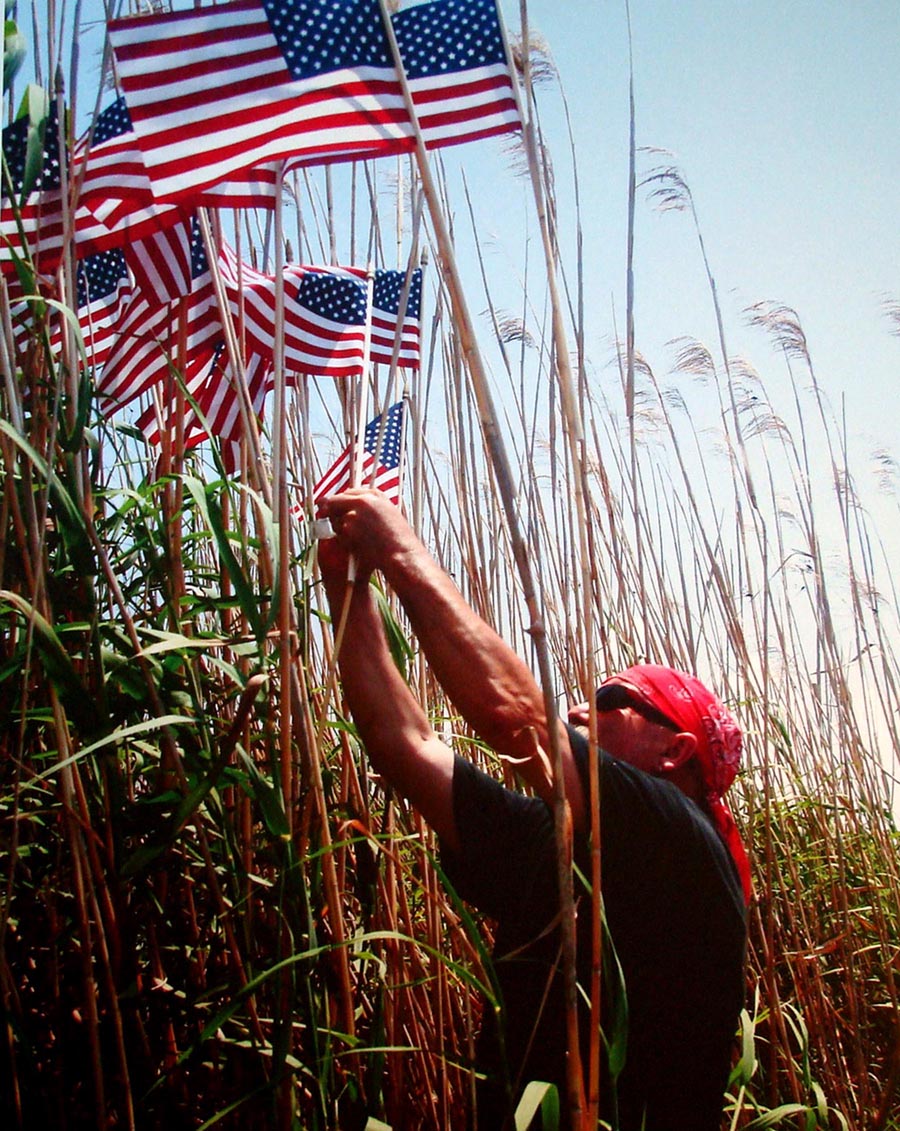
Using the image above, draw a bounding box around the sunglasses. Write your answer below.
[595,683,679,731]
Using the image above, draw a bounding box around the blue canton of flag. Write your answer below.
[189,215,210,282]
[76,96,150,210]
[392,0,520,149]
[2,104,63,198]
[94,97,134,146]
[372,267,422,319]
[260,0,392,78]
[76,247,129,309]
[363,400,404,470]
[108,0,408,203]
[370,266,422,368]
[1,103,67,281]
[108,0,519,205]
[297,270,369,325]
[275,267,370,376]
[394,0,506,79]
[62,247,132,370]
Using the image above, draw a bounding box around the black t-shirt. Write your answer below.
[440,726,747,1131]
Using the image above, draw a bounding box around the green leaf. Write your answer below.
[237,748,289,838]
[4,20,26,91]
[746,1104,814,1129]
[137,629,229,658]
[600,897,629,1081]
[515,1081,559,1131]
[0,587,92,716]
[17,84,50,199]
[183,476,266,641]
[59,353,95,452]
[732,1007,757,1085]
[373,584,415,679]
[0,714,191,803]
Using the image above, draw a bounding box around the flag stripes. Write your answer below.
[108,0,409,202]
[107,0,521,204]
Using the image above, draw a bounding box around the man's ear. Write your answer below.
[659,731,698,773]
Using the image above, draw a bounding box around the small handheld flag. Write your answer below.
[313,400,406,506]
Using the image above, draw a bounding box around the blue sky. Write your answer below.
[29,0,900,482]
[517,0,899,468]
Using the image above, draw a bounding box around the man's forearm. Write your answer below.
[379,540,558,796]
[323,571,458,849]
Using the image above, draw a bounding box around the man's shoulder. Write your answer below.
[441,753,556,920]
[566,725,746,913]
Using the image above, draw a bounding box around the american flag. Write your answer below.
[1,104,66,282]
[394,0,520,149]
[0,100,179,293]
[96,216,221,411]
[108,0,409,203]
[11,246,133,369]
[95,226,420,415]
[107,0,521,204]
[234,259,422,377]
[125,213,194,303]
[75,94,292,222]
[67,248,133,370]
[370,267,421,365]
[313,400,406,504]
[74,96,154,221]
[137,346,272,452]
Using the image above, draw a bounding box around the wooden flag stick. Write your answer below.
[365,188,425,490]
[375,2,586,1123]
[196,208,271,508]
[272,186,357,1046]
[503,2,601,1122]
[271,162,295,833]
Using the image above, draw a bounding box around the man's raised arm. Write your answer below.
[318,536,459,851]
[320,489,585,829]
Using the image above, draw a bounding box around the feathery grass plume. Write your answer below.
[745,301,812,366]
[883,295,900,336]
[506,29,559,88]
[871,448,900,495]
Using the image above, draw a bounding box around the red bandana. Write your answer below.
[602,663,752,903]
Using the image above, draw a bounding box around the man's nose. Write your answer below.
[567,701,591,728]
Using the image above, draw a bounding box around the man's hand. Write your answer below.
[319,489,420,582]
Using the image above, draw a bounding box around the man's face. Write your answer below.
[567,699,684,777]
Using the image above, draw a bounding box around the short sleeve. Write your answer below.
[439,755,556,922]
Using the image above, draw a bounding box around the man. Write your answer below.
[318,488,749,1130]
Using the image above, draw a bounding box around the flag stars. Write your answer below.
[373,268,422,319]
[2,104,63,197]
[298,271,369,324]
[363,402,405,466]
[94,97,133,144]
[394,0,505,81]
[76,248,129,308]
[261,0,392,80]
